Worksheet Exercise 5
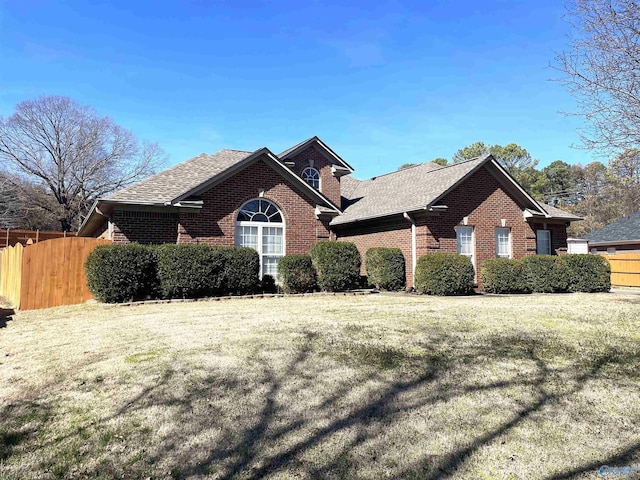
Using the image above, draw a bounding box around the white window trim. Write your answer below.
[302,167,321,190]
[537,229,551,255]
[235,221,286,278]
[456,225,476,271]
[235,199,286,279]
[495,227,512,259]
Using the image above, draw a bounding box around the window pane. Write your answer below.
[262,226,283,254]
[537,230,551,255]
[496,228,511,258]
[263,256,279,278]
[303,168,320,189]
[457,227,473,256]
[236,226,258,250]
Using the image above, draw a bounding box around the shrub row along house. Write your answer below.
[78,136,579,287]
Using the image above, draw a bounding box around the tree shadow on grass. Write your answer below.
[2,329,640,479]
[0,308,14,328]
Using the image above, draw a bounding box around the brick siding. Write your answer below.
[175,158,331,253]
[287,144,341,208]
[112,210,178,244]
[336,165,569,288]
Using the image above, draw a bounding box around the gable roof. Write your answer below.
[107,149,252,204]
[77,142,343,236]
[278,136,354,173]
[538,202,582,221]
[333,156,493,225]
[584,211,640,244]
[333,155,580,226]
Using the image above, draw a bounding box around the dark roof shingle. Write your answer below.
[584,211,640,243]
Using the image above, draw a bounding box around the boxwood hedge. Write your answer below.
[224,247,260,295]
[156,244,227,299]
[415,253,475,296]
[365,247,406,291]
[277,254,317,293]
[521,255,570,293]
[480,258,529,294]
[309,241,361,292]
[85,244,158,303]
[564,254,611,292]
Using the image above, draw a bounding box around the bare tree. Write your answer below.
[0,96,166,231]
[0,174,20,228]
[556,0,640,153]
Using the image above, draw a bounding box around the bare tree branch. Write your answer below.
[0,96,166,230]
[555,0,640,153]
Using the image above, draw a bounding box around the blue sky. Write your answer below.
[0,0,597,179]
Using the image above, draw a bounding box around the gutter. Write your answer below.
[332,204,447,226]
[403,212,417,289]
[586,239,640,247]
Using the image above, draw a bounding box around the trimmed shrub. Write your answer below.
[156,244,227,299]
[309,241,361,292]
[224,247,260,295]
[414,253,474,296]
[260,274,278,294]
[564,254,611,292]
[365,247,406,291]
[481,258,529,294]
[521,255,570,293]
[85,244,158,303]
[277,255,317,293]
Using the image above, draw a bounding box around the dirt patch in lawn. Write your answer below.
[1,293,639,479]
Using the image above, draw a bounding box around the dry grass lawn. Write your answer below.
[1,293,640,479]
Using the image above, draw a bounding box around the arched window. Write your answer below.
[302,167,320,189]
[235,199,285,278]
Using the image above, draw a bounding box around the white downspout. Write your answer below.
[403,212,417,288]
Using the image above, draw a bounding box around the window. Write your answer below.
[302,167,320,189]
[235,199,284,278]
[537,230,551,255]
[607,247,616,256]
[456,226,475,268]
[495,228,511,258]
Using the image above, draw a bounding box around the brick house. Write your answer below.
[583,210,640,255]
[78,136,580,287]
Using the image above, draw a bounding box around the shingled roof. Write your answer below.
[333,156,490,225]
[107,149,252,204]
[584,211,640,244]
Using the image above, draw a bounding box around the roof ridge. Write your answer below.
[221,148,253,154]
[365,154,487,182]
[431,154,488,170]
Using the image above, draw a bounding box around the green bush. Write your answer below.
[365,247,406,291]
[85,244,158,303]
[277,255,317,293]
[414,253,475,296]
[156,244,227,299]
[224,247,260,295]
[480,258,529,294]
[521,255,570,293]
[309,241,361,292]
[260,274,278,294]
[564,254,611,292]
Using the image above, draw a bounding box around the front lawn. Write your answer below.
[1,293,639,479]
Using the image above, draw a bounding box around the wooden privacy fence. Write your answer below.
[607,253,640,287]
[0,228,73,248]
[0,243,24,307]
[0,237,111,310]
